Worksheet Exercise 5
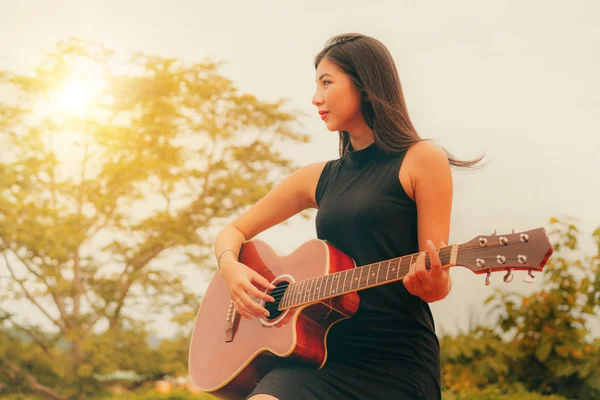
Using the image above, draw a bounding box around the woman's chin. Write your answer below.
[324,121,340,132]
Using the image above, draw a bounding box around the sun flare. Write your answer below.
[34,58,108,169]
[44,59,107,117]
[53,79,99,114]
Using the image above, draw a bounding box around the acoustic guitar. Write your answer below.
[188,228,553,399]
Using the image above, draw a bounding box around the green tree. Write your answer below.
[0,37,309,398]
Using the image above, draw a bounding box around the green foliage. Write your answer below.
[153,335,191,378]
[95,388,215,400]
[442,386,567,400]
[454,217,600,399]
[0,390,215,400]
[0,329,62,397]
[440,327,517,392]
[0,37,309,399]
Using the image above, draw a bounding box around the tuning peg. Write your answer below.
[491,230,497,236]
[523,271,536,283]
[512,228,515,234]
[485,271,492,286]
[503,269,514,283]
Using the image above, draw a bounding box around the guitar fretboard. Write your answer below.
[279,246,454,309]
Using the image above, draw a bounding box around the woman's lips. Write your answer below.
[320,112,329,121]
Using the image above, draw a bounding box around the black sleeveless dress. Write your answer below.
[247,143,441,400]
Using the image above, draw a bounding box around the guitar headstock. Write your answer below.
[457,227,553,285]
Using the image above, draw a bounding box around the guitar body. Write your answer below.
[188,239,360,400]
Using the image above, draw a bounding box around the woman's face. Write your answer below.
[312,57,364,133]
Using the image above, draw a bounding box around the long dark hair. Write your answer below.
[315,33,483,168]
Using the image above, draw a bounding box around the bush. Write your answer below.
[0,395,44,400]
[442,386,568,400]
[0,389,216,400]
[95,388,216,400]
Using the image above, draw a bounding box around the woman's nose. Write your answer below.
[312,91,324,107]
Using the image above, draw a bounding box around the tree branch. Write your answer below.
[85,155,132,238]
[109,280,133,329]
[160,186,171,213]
[8,246,43,279]
[198,130,218,200]
[73,139,90,320]
[9,249,71,329]
[2,252,66,332]
[87,200,118,237]
[86,260,134,331]
[47,135,59,212]
[86,243,167,331]
[1,359,67,400]
[78,137,89,206]
[9,318,56,362]
[109,244,166,328]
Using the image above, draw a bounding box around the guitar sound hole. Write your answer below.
[264,281,289,320]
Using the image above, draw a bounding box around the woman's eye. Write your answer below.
[323,80,331,86]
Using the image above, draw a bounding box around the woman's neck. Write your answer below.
[348,134,374,151]
[345,120,375,151]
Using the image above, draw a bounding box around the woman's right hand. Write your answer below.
[220,260,276,320]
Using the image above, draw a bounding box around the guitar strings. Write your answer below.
[265,246,525,296]
[265,251,528,298]
[245,257,531,307]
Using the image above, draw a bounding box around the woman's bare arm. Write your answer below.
[214,161,327,319]
[402,141,453,302]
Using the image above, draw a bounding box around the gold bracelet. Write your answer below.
[217,248,238,269]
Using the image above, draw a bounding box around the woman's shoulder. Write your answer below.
[404,140,450,177]
[405,140,448,165]
[301,160,331,175]
[302,158,343,177]
[398,140,451,200]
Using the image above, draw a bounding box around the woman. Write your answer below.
[215,33,482,400]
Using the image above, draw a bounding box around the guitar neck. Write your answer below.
[279,245,458,309]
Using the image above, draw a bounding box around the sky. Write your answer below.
[1,0,599,338]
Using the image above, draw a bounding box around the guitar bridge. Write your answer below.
[224,300,237,342]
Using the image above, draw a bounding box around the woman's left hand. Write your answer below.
[403,239,452,302]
